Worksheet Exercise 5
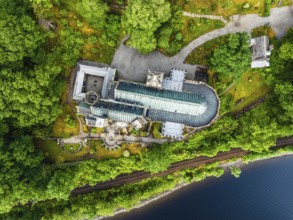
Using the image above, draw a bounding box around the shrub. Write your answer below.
[263,0,271,17]
[230,166,241,178]
[220,94,234,115]
[91,48,98,54]
[61,19,68,26]
[189,21,197,32]
[123,150,130,157]
[65,115,76,128]
[77,20,83,28]
[59,9,68,17]
[54,0,60,5]
[88,35,98,45]
[243,3,250,9]
[116,0,124,5]
[131,129,140,136]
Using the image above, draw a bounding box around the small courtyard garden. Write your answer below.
[36,138,145,163]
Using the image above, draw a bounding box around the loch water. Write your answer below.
[108,156,293,220]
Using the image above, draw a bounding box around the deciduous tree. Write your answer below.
[210,33,251,79]
[122,0,171,54]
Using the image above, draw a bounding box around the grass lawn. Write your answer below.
[176,0,291,18]
[181,17,225,47]
[227,71,269,113]
[64,143,81,153]
[185,35,229,65]
[36,139,90,163]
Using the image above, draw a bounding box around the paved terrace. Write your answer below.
[62,133,168,145]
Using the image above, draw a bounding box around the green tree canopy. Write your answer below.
[279,42,293,60]
[210,33,251,79]
[0,8,44,67]
[76,0,108,29]
[0,135,49,214]
[122,0,171,54]
[0,63,63,127]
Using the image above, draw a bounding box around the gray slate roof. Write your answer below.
[252,36,270,60]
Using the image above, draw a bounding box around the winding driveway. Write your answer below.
[111,6,293,82]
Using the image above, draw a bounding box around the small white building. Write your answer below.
[250,36,273,68]
[162,121,184,139]
[131,117,148,130]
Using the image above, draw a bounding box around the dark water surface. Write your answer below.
[108,156,293,220]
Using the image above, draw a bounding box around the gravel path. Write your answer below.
[63,133,168,144]
[111,6,293,81]
[183,11,228,24]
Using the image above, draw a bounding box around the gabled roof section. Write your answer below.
[116,81,207,105]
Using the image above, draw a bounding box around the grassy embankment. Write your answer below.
[227,72,269,113]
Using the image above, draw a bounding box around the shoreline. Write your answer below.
[97,183,188,220]
[97,152,293,220]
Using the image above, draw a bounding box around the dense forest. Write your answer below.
[0,0,292,219]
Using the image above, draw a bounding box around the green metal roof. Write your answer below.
[116,81,206,105]
[93,100,144,115]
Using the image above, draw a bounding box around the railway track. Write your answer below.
[71,136,293,196]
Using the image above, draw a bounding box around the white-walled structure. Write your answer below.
[73,63,116,100]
